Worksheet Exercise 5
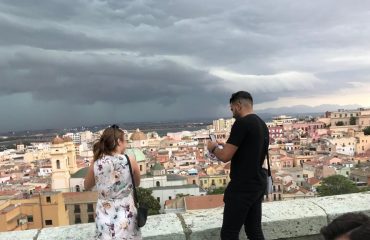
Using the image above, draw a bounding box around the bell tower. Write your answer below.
[51,136,70,192]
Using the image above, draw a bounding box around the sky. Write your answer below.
[1,0,370,132]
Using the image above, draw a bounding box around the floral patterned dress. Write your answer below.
[94,154,142,240]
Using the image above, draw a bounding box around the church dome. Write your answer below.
[63,136,73,142]
[130,129,147,141]
[52,136,64,145]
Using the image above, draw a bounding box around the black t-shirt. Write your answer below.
[226,114,269,192]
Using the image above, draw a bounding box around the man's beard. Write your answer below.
[233,112,241,119]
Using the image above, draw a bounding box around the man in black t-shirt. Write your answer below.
[207,91,269,240]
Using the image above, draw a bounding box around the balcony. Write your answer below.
[1,192,370,239]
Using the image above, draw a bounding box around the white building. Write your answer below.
[38,167,52,177]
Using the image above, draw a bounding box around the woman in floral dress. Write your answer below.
[85,125,142,239]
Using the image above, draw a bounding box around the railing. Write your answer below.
[1,192,370,240]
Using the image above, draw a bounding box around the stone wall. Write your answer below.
[1,192,370,240]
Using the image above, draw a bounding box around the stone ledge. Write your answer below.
[0,192,369,240]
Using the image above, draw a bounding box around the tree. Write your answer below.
[335,121,344,126]
[349,116,357,125]
[364,126,370,136]
[208,187,226,195]
[317,175,360,197]
[137,187,161,215]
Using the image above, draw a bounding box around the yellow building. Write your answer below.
[0,192,69,232]
[199,175,229,189]
[63,192,98,225]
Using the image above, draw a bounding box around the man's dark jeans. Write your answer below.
[221,189,265,240]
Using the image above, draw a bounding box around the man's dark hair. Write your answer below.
[320,212,370,240]
[229,91,253,105]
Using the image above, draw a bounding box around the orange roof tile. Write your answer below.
[185,195,224,211]
[308,177,321,185]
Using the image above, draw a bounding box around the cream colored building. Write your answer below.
[0,192,69,232]
[211,118,235,132]
[328,136,357,156]
[330,109,361,126]
[359,114,370,128]
[24,149,50,163]
[79,131,94,143]
[51,136,78,192]
[355,131,370,154]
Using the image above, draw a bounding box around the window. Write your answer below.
[75,215,81,224]
[46,196,51,203]
[192,180,196,184]
[157,197,160,202]
[156,181,160,187]
[169,196,172,200]
[74,204,81,213]
[87,204,94,212]
[45,220,53,226]
[88,214,95,223]
[56,160,60,169]
[140,165,143,171]
[27,215,34,223]
[75,185,80,192]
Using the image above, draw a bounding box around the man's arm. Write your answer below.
[207,118,246,163]
[213,143,238,163]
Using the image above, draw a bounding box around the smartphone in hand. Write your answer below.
[209,134,217,142]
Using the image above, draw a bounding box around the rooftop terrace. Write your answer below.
[1,191,370,240]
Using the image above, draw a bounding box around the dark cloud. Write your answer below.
[1,0,370,132]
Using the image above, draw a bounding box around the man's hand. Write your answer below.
[207,140,218,153]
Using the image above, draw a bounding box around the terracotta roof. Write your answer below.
[0,190,19,196]
[298,187,309,194]
[307,177,321,185]
[185,195,224,210]
[130,129,147,141]
[285,182,293,188]
[51,136,64,144]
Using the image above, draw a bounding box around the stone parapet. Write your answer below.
[1,192,370,240]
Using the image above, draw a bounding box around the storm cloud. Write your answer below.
[1,0,370,132]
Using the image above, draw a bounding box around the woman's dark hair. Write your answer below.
[320,212,370,240]
[93,125,124,161]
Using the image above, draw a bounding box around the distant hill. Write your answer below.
[256,104,363,115]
